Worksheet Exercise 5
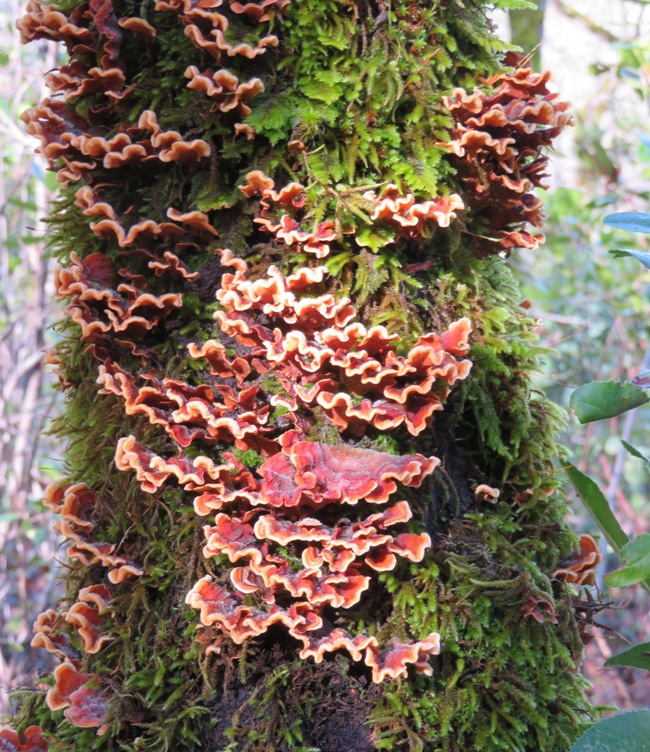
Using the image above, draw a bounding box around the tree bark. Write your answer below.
[6,1,596,750]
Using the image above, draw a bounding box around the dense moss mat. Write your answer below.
[12,0,599,749]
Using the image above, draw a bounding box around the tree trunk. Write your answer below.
[6,1,595,750]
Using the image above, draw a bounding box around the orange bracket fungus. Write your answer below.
[0,726,48,752]
[46,663,110,735]
[45,480,143,582]
[553,534,602,587]
[444,52,573,256]
[98,196,472,676]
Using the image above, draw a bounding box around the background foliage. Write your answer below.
[509,0,650,713]
[0,2,62,717]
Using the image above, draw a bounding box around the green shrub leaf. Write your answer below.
[604,534,650,588]
[570,381,649,423]
[565,465,628,554]
[620,439,650,462]
[605,642,650,672]
[569,710,650,751]
[610,248,650,269]
[604,211,650,233]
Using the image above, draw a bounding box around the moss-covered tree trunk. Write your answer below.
[4,1,596,750]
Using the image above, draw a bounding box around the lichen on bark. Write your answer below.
[5,0,598,750]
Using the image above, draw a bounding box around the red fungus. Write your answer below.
[553,534,602,587]
[474,484,500,503]
[229,0,290,22]
[298,628,378,664]
[25,109,211,181]
[443,54,572,255]
[364,633,441,683]
[17,0,95,49]
[46,662,110,731]
[185,66,264,117]
[45,63,127,100]
[31,610,79,663]
[44,480,96,531]
[0,726,48,752]
[46,662,105,711]
[212,251,471,436]
[521,591,558,624]
[147,251,200,280]
[65,585,114,653]
[363,184,464,238]
[45,480,143,581]
[154,0,279,61]
[55,251,182,349]
[260,441,439,506]
[118,17,156,40]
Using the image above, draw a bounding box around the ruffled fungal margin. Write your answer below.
[22,104,211,186]
[65,585,115,654]
[45,63,127,101]
[241,171,464,258]
[553,534,602,587]
[46,663,111,735]
[230,0,290,22]
[46,480,143,582]
[362,184,464,239]
[107,233,470,674]
[184,66,265,118]
[55,251,183,356]
[26,481,129,735]
[474,484,500,503]
[154,0,281,61]
[31,586,113,665]
[16,483,124,732]
[0,725,48,752]
[211,204,473,433]
[185,576,440,683]
[32,610,79,664]
[17,0,97,53]
[444,52,573,256]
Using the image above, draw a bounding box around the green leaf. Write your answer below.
[620,439,650,462]
[355,225,395,252]
[569,710,650,751]
[565,465,628,554]
[610,248,650,269]
[605,642,650,672]
[621,534,650,562]
[604,211,650,234]
[620,440,650,474]
[605,534,650,587]
[569,381,649,423]
[493,0,535,8]
[44,171,60,193]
